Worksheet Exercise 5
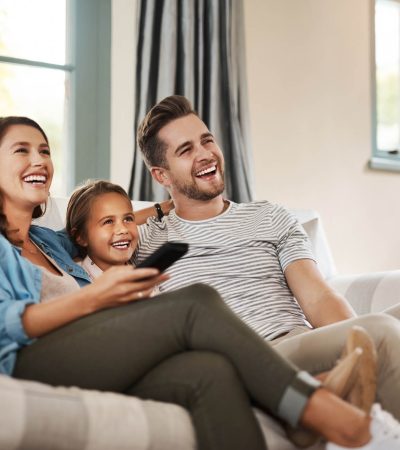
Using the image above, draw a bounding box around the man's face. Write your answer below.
[155,114,225,201]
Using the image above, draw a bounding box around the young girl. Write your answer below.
[1,116,398,450]
[66,181,140,280]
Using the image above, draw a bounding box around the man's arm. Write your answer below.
[284,259,356,327]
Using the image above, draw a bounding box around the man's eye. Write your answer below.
[203,138,214,144]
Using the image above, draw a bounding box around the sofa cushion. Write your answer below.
[0,374,195,450]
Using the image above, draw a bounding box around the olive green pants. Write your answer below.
[14,284,308,450]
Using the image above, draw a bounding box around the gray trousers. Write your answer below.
[13,284,306,450]
[273,304,400,420]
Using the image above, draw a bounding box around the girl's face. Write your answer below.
[0,124,53,214]
[77,192,138,271]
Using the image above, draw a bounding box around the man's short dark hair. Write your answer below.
[137,95,196,168]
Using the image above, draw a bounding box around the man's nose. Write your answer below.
[195,143,213,160]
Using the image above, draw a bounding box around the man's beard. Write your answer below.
[172,173,225,201]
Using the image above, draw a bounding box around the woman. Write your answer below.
[0,116,397,450]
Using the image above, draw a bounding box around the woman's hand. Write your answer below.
[84,266,169,312]
[22,266,169,338]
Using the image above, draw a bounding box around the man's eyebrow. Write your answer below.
[201,132,214,140]
[174,132,214,154]
[175,140,192,154]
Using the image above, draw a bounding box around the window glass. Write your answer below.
[375,0,400,152]
[0,0,66,64]
[0,0,68,196]
[0,63,68,195]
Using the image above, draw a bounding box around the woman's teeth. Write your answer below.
[23,175,47,184]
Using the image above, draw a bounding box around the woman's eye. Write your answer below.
[15,147,28,154]
[41,149,51,156]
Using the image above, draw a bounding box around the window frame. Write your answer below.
[370,0,400,172]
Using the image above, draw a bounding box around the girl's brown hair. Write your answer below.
[0,116,49,239]
[66,180,132,257]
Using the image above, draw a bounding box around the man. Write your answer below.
[135,95,400,423]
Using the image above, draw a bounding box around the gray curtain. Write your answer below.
[128,0,254,202]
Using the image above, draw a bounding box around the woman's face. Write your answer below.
[0,124,53,213]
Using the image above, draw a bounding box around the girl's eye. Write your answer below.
[124,215,135,223]
[103,219,113,225]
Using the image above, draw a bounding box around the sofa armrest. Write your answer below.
[328,270,400,315]
[0,374,195,450]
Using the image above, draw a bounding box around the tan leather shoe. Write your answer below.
[341,325,377,414]
[285,326,377,448]
[285,346,364,448]
[324,346,363,398]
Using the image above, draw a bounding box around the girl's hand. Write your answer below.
[84,266,169,311]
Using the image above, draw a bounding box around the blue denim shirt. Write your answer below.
[0,225,90,375]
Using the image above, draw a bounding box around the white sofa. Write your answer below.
[1,198,399,450]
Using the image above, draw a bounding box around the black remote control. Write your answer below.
[136,242,189,272]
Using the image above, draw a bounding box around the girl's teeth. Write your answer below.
[112,241,130,248]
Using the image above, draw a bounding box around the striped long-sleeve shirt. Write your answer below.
[136,201,316,340]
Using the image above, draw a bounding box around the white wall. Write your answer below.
[110,0,400,274]
[244,0,400,274]
[110,0,136,190]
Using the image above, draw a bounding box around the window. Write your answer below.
[371,0,400,171]
[0,0,111,195]
[0,0,69,195]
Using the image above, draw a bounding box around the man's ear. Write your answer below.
[151,167,171,187]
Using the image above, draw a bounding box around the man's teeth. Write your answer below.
[196,166,216,176]
[23,175,46,183]
[112,241,130,249]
